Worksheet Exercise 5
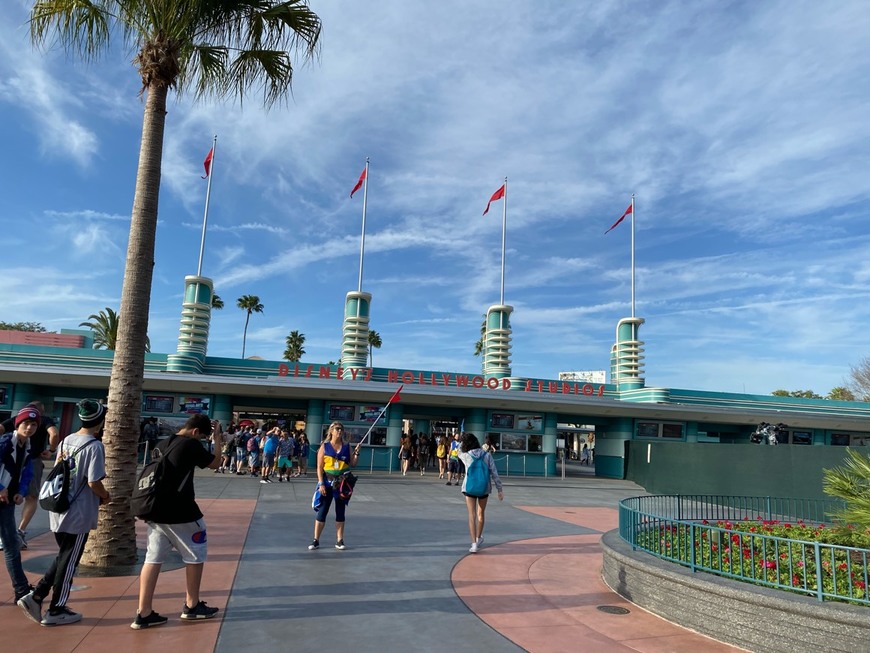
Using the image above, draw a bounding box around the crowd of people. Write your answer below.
[2,406,505,630]
[212,424,311,483]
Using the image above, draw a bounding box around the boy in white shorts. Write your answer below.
[131,415,221,629]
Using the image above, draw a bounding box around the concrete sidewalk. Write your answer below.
[2,469,742,653]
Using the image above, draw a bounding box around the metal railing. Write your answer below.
[619,495,869,605]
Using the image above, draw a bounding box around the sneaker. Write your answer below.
[260,479,268,484]
[445,481,452,486]
[469,542,479,553]
[335,540,346,550]
[308,539,319,550]
[214,468,220,473]
[180,601,219,620]
[17,529,27,550]
[41,605,82,626]
[131,611,168,629]
[476,536,484,547]
[17,590,42,624]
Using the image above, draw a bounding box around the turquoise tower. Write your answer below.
[341,291,371,375]
[610,316,645,390]
[482,304,513,379]
[166,275,214,374]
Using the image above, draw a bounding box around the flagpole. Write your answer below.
[197,135,217,277]
[500,177,508,305]
[630,193,635,318]
[357,157,370,293]
[357,385,402,447]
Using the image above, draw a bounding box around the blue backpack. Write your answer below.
[464,453,490,497]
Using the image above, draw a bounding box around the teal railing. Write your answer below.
[619,495,869,605]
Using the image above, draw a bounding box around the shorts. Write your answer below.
[448,459,461,473]
[27,459,44,498]
[400,450,410,460]
[278,456,293,468]
[249,452,260,467]
[463,492,489,499]
[144,519,208,564]
[262,452,276,468]
[236,447,246,461]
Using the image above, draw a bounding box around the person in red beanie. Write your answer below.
[0,407,39,607]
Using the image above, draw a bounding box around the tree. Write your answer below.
[473,315,486,357]
[827,387,856,401]
[0,321,48,332]
[30,0,321,570]
[771,389,823,399]
[211,294,224,310]
[848,356,870,401]
[237,295,264,358]
[823,448,870,531]
[284,330,305,362]
[368,330,382,367]
[79,308,150,352]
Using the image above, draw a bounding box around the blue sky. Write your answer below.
[1,0,869,396]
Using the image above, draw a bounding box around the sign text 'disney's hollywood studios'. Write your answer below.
[276,364,606,397]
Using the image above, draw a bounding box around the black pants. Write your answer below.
[34,531,89,609]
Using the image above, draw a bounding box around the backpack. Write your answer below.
[130,437,189,520]
[247,435,258,452]
[464,453,490,497]
[39,439,99,513]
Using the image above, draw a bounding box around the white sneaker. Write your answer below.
[476,536,484,547]
[41,606,82,626]
[469,542,479,553]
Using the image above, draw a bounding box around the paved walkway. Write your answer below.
[2,466,743,653]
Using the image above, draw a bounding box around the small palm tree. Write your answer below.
[473,315,486,357]
[211,294,224,310]
[237,295,264,358]
[823,448,870,530]
[80,308,150,352]
[368,330,382,367]
[284,330,306,362]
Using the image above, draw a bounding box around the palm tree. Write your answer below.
[824,448,870,530]
[237,295,264,358]
[80,308,150,352]
[368,330,382,367]
[473,315,486,357]
[30,1,320,569]
[284,330,306,362]
[211,294,224,310]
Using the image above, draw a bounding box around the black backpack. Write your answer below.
[39,439,99,513]
[130,436,189,520]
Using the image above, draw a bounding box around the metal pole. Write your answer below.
[500,177,508,306]
[357,158,370,293]
[630,193,635,318]
[197,135,217,276]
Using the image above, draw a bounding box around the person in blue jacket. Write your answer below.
[0,406,38,606]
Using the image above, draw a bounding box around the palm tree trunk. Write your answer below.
[80,82,168,571]
[242,313,251,358]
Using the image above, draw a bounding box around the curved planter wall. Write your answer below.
[601,530,869,653]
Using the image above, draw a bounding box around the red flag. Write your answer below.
[483,184,505,216]
[605,203,632,234]
[350,167,367,198]
[387,385,403,405]
[201,148,214,179]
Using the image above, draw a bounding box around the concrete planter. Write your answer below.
[601,530,870,653]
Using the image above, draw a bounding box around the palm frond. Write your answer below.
[30,0,113,61]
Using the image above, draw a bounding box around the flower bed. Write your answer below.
[635,517,870,605]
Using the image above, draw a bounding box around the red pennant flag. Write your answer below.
[387,385,403,405]
[350,167,367,198]
[201,148,214,179]
[605,203,632,234]
[483,184,505,216]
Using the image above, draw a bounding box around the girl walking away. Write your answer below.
[458,432,503,553]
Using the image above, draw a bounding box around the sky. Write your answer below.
[1,0,869,396]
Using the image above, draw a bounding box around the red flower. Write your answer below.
[731,534,741,543]
[765,561,777,569]
[792,575,801,586]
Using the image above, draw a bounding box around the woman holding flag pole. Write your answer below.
[308,386,402,551]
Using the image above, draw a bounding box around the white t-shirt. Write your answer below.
[49,434,106,534]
